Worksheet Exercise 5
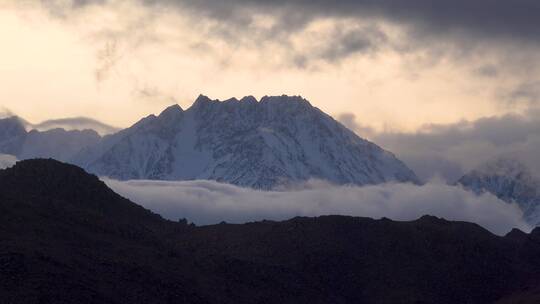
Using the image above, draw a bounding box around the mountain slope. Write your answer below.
[0,159,196,303]
[2,159,540,303]
[74,95,418,189]
[17,129,101,161]
[458,158,540,226]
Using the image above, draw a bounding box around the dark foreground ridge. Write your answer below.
[2,159,540,304]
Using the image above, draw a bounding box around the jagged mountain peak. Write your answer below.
[260,94,311,105]
[189,94,311,110]
[128,95,327,137]
[239,95,257,104]
[159,104,183,115]
[192,94,215,107]
[157,104,184,126]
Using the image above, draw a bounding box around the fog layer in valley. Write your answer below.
[106,178,529,235]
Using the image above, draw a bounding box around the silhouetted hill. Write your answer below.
[1,159,540,303]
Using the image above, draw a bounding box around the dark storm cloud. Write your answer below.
[279,23,390,67]
[36,0,540,107]
[319,25,388,62]
[59,0,540,53]
[138,0,540,44]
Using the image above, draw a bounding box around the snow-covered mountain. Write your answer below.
[0,96,419,189]
[73,95,419,189]
[0,117,101,162]
[18,129,101,161]
[458,158,540,226]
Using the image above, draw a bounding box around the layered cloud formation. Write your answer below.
[106,178,529,235]
[341,110,540,182]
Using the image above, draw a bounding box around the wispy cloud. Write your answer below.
[33,117,119,135]
[0,107,16,119]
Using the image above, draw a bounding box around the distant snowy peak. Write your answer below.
[74,94,419,189]
[0,116,101,162]
[458,158,540,226]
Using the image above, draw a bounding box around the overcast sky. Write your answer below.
[1,0,539,131]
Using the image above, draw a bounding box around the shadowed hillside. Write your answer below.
[1,159,540,303]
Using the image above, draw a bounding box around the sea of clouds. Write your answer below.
[0,152,530,236]
[105,178,530,235]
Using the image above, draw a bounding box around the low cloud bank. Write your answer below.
[0,154,17,169]
[105,179,530,235]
